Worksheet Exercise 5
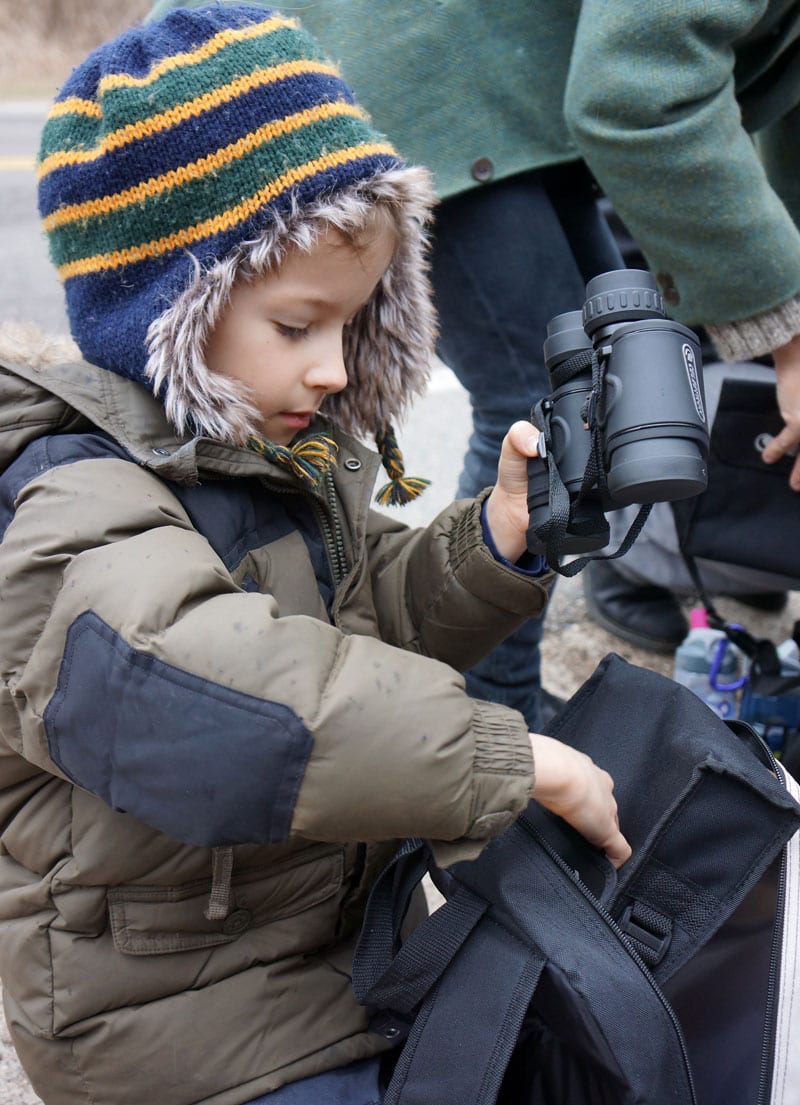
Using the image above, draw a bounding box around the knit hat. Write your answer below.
[37,4,436,499]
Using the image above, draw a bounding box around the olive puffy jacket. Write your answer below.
[0,344,549,1105]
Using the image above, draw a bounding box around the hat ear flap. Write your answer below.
[324,168,438,437]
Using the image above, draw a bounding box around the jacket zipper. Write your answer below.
[258,472,349,589]
[520,817,698,1105]
[314,468,348,587]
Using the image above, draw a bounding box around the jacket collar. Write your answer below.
[0,355,381,496]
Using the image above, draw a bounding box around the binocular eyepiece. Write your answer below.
[527,269,709,564]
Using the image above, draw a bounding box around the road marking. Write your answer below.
[0,156,35,171]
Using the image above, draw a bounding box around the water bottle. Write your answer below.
[672,607,741,719]
[739,635,800,754]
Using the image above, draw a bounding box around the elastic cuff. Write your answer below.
[707,294,800,361]
[470,698,534,780]
[450,493,552,614]
[480,500,548,575]
[428,701,533,869]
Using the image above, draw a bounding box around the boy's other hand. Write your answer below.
[484,420,540,562]
[529,733,631,869]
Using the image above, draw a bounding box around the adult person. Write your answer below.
[151,0,800,666]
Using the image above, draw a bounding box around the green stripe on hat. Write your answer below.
[45,110,379,269]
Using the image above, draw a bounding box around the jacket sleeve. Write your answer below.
[0,455,535,852]
[363,490,551,672]
[563,0,800,346]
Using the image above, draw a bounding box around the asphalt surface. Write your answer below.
[1,100,798,1104]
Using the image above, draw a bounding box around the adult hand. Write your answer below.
[529,732,631,868]
[761,333,800,490]
[484,420,539,562]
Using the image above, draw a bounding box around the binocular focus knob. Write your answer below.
[582,270,665,335]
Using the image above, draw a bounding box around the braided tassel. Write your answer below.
[247,433,338,490]
[374,425,431,506]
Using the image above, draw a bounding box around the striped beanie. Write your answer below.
[37,4,436,464]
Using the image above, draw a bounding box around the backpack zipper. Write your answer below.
[730,722,790,1105]
[757,852,785,1105]
[756,741,790,1105]
[519,817,698,1105]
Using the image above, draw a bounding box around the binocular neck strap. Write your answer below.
[554,503,653,578]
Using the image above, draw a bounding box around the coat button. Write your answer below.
[152,447,171,456]
[344,457,362,471]
[471,157,495,183]
[222,908,252,935]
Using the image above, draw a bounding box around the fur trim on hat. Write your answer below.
[145,166,437,444]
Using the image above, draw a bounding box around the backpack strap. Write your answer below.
[354,820,697,1105]
[384,921,546,1105]
[352,839,488,1019]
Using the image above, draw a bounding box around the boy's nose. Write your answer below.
[306,342,349,394]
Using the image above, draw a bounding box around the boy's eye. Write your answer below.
[274,322,310,341]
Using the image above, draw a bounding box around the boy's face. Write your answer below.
[204,212,397,445]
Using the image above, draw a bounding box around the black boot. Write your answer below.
[723,591,789,613]
[583,559,688,653]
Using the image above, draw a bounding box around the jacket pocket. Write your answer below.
[108,848,344,955]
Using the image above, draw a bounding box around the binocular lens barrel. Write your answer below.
[526,268,709,559]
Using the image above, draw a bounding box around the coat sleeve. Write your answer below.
[564,0,800,341]
[0,454,535,851]
[363,490,551,672]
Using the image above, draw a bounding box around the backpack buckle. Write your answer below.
[618,902,672,967]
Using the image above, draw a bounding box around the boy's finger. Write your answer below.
[605,830,632,868]
[506,420,540,457]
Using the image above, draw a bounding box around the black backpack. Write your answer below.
[353,655,800,1105]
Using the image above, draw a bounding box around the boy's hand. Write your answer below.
[530,733,631,868]
[484,420,540,562]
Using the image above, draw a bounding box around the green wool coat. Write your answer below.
[150,0,800,338]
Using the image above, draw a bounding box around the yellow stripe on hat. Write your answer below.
[98,15,299,94]
[48,97,103,120]
[42,101,368,231]
[38,58,341,180]
[56,141,396,281]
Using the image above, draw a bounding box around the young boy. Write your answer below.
[0,7,628,1103]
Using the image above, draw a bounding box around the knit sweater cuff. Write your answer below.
[706,293,800,361]
[430,699,533,868]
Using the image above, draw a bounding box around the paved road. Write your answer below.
[0,102,68,335]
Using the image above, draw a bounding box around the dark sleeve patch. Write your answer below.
[45,612,313,846]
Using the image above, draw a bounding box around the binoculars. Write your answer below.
[526,269,709,560]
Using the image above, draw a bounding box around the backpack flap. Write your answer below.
[545,654,800,980]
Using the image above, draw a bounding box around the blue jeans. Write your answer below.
[430,165,624,729]
[244,1057,384,1104]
